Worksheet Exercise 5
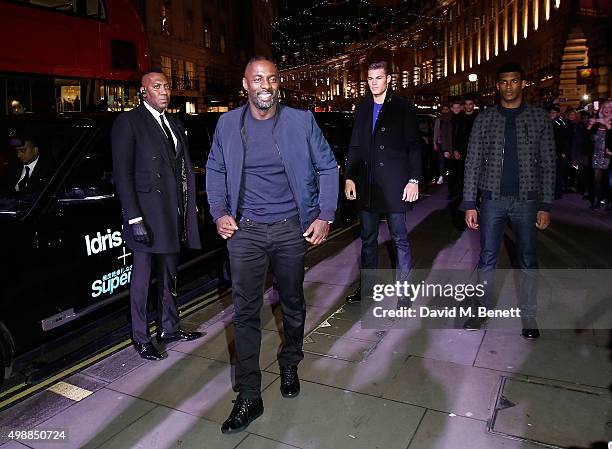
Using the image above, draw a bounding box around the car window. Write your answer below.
[0,120,84,213]
[314,113,353,160]
[58,130,115,201]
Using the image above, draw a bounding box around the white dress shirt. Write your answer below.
[143,101,177,149]
[15,156,39,191]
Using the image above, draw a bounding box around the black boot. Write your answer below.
[221,397,264,434]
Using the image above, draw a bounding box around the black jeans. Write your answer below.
[227,216,306,399]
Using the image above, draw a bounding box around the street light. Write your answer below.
[468,73,478,94]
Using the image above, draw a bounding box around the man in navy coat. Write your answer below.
[344,60,422,303]
[111,69,202,361]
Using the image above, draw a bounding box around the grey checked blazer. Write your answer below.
[463,104,556,211]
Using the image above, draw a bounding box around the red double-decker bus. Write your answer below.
[0,0,150,114]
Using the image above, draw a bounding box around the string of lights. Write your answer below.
[273,0,444,62]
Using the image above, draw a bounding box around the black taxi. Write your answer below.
[0,111,355,391]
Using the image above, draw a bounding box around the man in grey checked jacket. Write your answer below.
[462,62,556,339]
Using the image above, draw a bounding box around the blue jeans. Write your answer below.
[477,197,539,319]
[360,210,412,282]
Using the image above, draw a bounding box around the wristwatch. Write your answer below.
[408,179,419,184]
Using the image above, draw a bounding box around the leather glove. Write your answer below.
[131,221,152,246]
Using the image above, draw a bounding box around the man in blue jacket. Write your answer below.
[206,56,339,434]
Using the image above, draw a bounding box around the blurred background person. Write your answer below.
[549,105,570,199]
[587,100,612,210]
[433,104,450,185]
[568,109,592,200]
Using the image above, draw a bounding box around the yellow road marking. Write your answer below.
[48,381,93,402]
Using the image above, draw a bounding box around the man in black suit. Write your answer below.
[9,135,54,194]
[344,60,422,303]
[111,68,203,360]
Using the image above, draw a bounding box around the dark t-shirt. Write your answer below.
[499,103,526,196]
[238,111,298,222]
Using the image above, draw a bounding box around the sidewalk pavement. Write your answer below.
[0,187,610,449]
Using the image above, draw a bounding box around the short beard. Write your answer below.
[251,90,278,110]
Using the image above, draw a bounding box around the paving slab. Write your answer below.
[310,315,386,342]
[385,326,485,366]
[27,388,156,449]
[302,332,377,362]
[0,442,31,449]
[382,356,511,420]
[247,379,425,449]
[491,377,611,448]
[475,331,612,387]
[95,405,244,449]
[107,350,278,424]
[235,434,301,449]
[259,296,342,336]
[83,348,147,383]
[172,322,283,369]
[407,410,543,449]
[302,282,355,310]
[304,260,360,286]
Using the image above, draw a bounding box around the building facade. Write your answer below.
[278,0,611,110]
[136,0,276,113]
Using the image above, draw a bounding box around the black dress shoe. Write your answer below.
[521,328,540,339]
[221,397,264,434]
[345,288,361,303]
[133,342,164,361]
[521,318,540,339]
[157,329,203,344]
[463,316,487,331]
[280,365,300,398]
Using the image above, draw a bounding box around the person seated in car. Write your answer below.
[8,134,54,194]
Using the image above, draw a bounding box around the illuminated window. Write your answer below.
[161,56,172,80]
[161,1,171,36]
[203,18,212,48]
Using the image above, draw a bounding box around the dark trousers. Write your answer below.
[437,150,446,177]
[577,164,591,196]
[593,168,610,205]
[360,210,412,281]
[447,159,465,199]
[555,158,568,198]
[130,251,180,344]
[477,198,538,319]
[227,216,306,399]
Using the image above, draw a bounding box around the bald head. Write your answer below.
[140,71,171,112]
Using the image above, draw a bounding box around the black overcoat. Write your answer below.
[345,89,422,212]
[111,104,201,253]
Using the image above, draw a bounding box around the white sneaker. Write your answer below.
[436,176,444,185]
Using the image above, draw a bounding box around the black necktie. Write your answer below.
[17,165,30,191]
[159,114,175,152]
